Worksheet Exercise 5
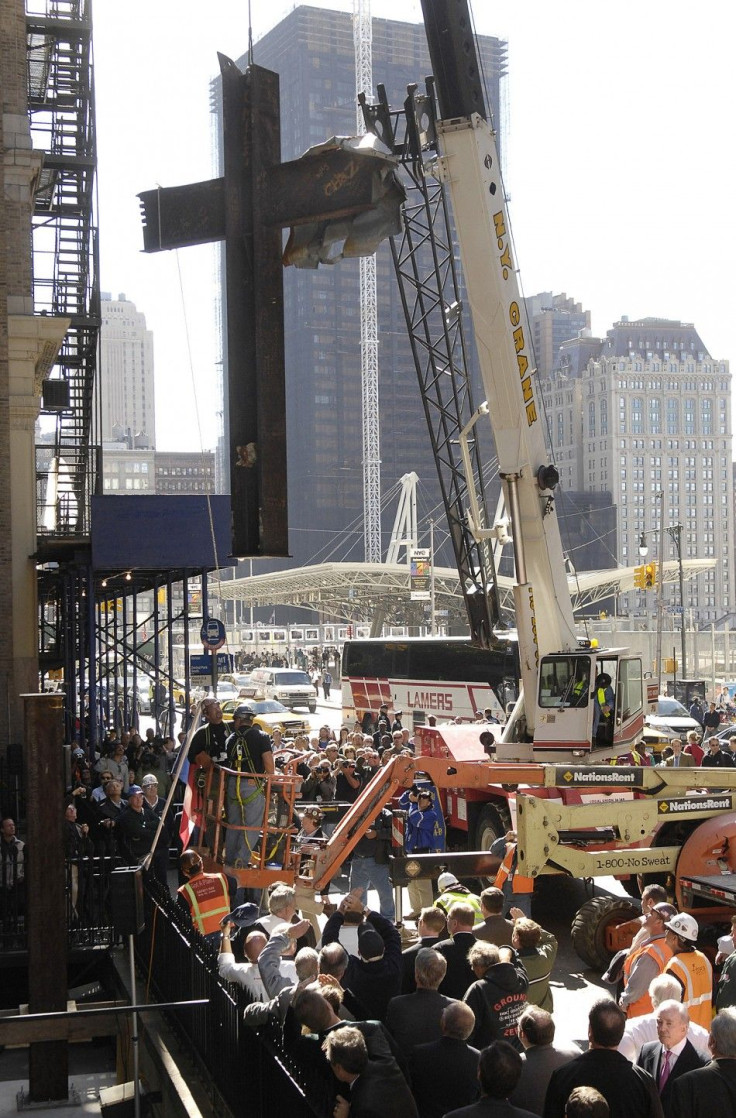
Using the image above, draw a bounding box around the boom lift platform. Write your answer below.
[183,745,736,966]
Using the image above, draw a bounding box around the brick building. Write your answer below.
[1,0,69,748]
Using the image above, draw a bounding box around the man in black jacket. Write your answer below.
[445,1041,538,1118]
[401,906,447,993]
[512,1005,582,1116]
[409,1002,480,1118]
[385,947,454,1054]
[322,1024,418,1118]
[435,902,478,999]
[463,939,529,1050]
[543,999,664,1118]
[637,1000,706,1117]
[321,892,402,1021]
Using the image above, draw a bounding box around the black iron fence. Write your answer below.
[137,875,327,1118]
[0,855,120,954]
[0,753,23,823]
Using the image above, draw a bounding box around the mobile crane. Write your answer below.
[316,0,736,961]
[403,1,644,763]
[175,0,736,967]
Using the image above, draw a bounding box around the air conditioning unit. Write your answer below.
[41,379,70,411]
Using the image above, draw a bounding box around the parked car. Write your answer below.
[219,672,253,691]
[219,698,309,736]
[644,696,702,739]
[239,668,318,713]
[711,723,736,747]
[215,680,240,703]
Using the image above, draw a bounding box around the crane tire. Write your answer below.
[571,895,640,970]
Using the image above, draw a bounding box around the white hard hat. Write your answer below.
[438,871,459,891]
[664,912,699,944]
[140,774,158,788]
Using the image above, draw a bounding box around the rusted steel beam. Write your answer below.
[24,692,68,1102]
[138,178,226,252]
[220,57,288,557]
[264,148,381,228]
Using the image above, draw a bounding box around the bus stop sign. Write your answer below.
[201,617,226,651]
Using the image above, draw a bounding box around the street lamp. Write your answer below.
[644,498,687,694]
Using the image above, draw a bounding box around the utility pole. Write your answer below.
[655,492,666,696]
[430,518,437,636]
[668,523,687,681]
[353,0,382,563]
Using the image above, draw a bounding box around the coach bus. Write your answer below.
[341,637,519,728]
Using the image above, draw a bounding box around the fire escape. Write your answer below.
[27,0,100,542]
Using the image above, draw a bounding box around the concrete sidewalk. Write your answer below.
[0,1073,117,1116]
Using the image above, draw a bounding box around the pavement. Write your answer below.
[0,1076,118,1116]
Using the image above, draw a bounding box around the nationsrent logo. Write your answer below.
[658,796,731,814]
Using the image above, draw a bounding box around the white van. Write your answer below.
[241,668,318,713]
[645,696,702,739]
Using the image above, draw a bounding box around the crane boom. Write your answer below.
[420,1,578,731]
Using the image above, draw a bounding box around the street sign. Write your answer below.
[200,616,226,651]
[410,548,431,601]
[190,652,234,683]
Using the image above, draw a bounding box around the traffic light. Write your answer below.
[633,565,646,588]
[644,562,657,588]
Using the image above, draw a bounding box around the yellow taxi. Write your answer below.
[219,698,310,737]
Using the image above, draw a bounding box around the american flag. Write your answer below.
[178,753,202,849]
[145,704,205,870]
[163,705,206,850]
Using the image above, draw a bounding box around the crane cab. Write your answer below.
[529,651,644,760]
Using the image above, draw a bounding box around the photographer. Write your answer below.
[138,732,172,796]
[302,758,337,803]
[335,757,362,804]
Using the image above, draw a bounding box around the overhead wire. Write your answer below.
[172,245,227,651]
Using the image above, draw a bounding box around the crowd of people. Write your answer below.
[6,687,736,1117]
[195,868,736,1118]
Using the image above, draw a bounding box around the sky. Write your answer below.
[92,1,735,453]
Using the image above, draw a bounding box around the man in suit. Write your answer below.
[663,738,696,768]
[473,886,515,946]
[409,1002,480,1118]
[543,999,664,1118]
[512,1006,582,1116]
[444,1040,538,1118]
[637,1000,707,1116]
[401,905,447,993]
[619,974,711,1063]
[435,902,478,999]
[323,1024,418,1118]
[385,947,455,1054]
[669,1006,736,1118]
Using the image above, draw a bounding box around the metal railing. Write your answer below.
[137,874,327,1118]
[0,855,120,954]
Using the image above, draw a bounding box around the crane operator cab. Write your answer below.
[533,651,644,760]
